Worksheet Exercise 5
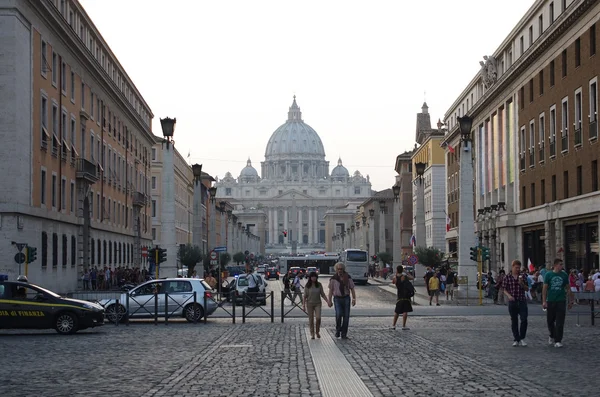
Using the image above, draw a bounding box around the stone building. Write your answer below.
[215,97,373,254]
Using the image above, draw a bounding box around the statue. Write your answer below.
[480,55,498,89]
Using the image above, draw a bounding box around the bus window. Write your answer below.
[346,251,368,262]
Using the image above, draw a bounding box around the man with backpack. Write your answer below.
[392,265,414,330]
[282,271,293,303]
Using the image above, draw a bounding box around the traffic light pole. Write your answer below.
[24,244,29,278]
[155,247,159,280]
[477,248,483,306]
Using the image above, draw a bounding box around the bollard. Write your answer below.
[232,295,236,324]
[154,292,158,326]
[270,292,274,323]
[115,298,119,327]
[204,291,208,325]
[125,294,130,326]
[281,291,285,323]
[242,292,246,323]
[165,292,169,326]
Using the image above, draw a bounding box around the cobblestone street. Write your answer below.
[1,312,598,397]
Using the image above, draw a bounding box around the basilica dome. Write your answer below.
[331,158,349,180]
[264,96,326,159]
[240,158,258,177]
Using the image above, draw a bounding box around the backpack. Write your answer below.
[400,276,415,298]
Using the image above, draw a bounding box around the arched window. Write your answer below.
[103,240,107,265]
[108,240,112,265]
[91,239,95,265]
[71,236,76,267]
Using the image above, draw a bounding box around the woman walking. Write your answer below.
[303,271,330,339]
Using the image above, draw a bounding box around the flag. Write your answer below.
[446,215,451,232]
[187,150,191,159]
[448,145,455,154]
[410,235,416,247]
[528,258,535,272]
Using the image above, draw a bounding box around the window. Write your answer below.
[51,104,58,155]
[52,174,57,208]
[531,183,536,207]
[52,233,58,268]
[541,179,546,204]
[551,174,557,201]
[42,232,48,268]
[522,186,527,210]
[529,79,534,103]
[151,147,156,160]
[529,121,535,166]
[152,200,156,217]
[539,113,545,162]
[70,71,75,100]
[41,40,47,77]
[354,187,361,194]
[539,14,544,34]
[41,169,46,205]
[563,170,569,199]
[575,89,583,146]
[520,126,526,170]
[575,38,581,67]
[591,24,597,57]
[152,228,156,240]
[41,96,48,148]
[539,70,544,96]
[70,181,75,212]
[151,176,156,189]
[81,83,85,109]
[550,2,555,23]
[62,234,67,268]
[61,61,66,92]
[577,166,582,195]
[528,25,533,46]
[90,92,94,119]
[71,236,76,267]
[61,177,66,210]
[561,98,569,153]
[593,160,598,191]
[225,187,232,196]
[590,80,598,140]
[550,105,557,156]
[52,51,57,85]
[561,49,567,77]
[550,60,555,86]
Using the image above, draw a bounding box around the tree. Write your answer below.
[377,252,393,266]
[233,251,246,265]
[178,244,203,277]
[413,247,444,269]
[220,252,231,268]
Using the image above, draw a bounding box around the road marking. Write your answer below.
[305,328,373,397]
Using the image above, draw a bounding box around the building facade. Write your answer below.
[215,97,373,254]
[444,0,600,273]
[393,151,415,265]
[0,0,154,292]
[412,104,447,252]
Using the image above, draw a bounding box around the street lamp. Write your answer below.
[362,215,367,225]
[415,162,426,183]
[192,163,203,183]
[458,116,474,142]
[369,208,375,218]
[160,117,176,147]
[392,184,400,201]
[356,221,360,229]
[209,186,217,203]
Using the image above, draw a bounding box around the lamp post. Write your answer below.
[208,186,217,252]
[368,208,375,259]
[378,200,387,255]
[456,115,476,297]
[362,215,367,250]
[414,162,426,252]
[192,164,204,253]
[158,117,177,277]
[392,184,401,268]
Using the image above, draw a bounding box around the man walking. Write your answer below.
[392,265,413,330]
[246,269,259,305]
[500,260,529,347]
[327,262,356,339]
[542,258,573,348]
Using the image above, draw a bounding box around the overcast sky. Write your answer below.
[79,0,534,192]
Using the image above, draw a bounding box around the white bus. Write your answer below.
[279,255,339,275]
[339,249,369,285]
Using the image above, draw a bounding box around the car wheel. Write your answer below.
[55,312,78,335]
[185,303,205,322]
[105,304,126,324]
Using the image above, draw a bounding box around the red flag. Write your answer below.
[528,258,535,272]
[446,215,451,232]
[448,145,455,154]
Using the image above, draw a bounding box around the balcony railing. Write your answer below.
[574,127,582,146]
[538,143,545,163]
[133,192,147,207]
[76,158,99,183]
[528,148,535,167]
[549,139,556,157]
[590,120,598,140]
[561,134,568,152]
[519,154,525,171]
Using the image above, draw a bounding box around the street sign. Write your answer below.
[210,259,218,266]
[213,246,227,252]
[457,276,468,285]
[210,251,218,260]
[14,253,25,265]
[408,254,418,265]
[141,247,148,258]
[401,260,409,266]
[15,243,26,252]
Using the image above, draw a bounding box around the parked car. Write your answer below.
[257,265,267,275]
[306,266,318,275]
[289,267,304,279]
[404,266,415,277]
[227,274,267,305]
[265,267,280,280]
[0,275,104,334]
[226,265,246,276]
[99,278,217,323]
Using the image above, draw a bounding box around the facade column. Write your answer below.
[274,207,279,244]
[192,169,203,251]
[298,207,303,246]
[555,219,563,262]
[544,220,552,269]
[392,197,402,268]
[268,208,273,244]
[284,208,289,244]
[458,140,477,295]
[368,216,375,258]
[414,181,425,252]
[160,143,177,277]
[314,208,320,244]
[378,205,386,255]
[308,208,313,246]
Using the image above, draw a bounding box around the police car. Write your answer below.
[0,275,105,334]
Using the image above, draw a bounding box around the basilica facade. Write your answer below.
[215,97,373,254]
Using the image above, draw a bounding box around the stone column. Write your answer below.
[378,205,386,255]
[298,207,303,246]
[414,181,425,251]
[368,216,375,258]
[308,208,313,246]
[392,197,402,268]
[458,140,477,296]
[284,208,289,244]
[274,208,279,244]
[555,219,563,262]
[160,142,177,277]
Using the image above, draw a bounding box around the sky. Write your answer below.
[79,0,534,192]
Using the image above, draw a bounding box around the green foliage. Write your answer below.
[377,252,393,265]
[220,252,231,267]
[233,251,246,265]
[178,244,203,277]
[413,246,444,269]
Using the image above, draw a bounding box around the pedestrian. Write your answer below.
[327,262,356,339]
[82,270,90,291]
[204,273,217,290]
[424,267,433,295]
[391,265,414,330]
[445,268,456,301]
[428,273,440,306]
[282,272,293,303]
[500,260,529,347]
[542,258,573,348]
[495,269,506,304]
[246,269,260,305]
[303,272,330,339]
[291,272,303,304]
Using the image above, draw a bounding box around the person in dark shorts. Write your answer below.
[392,265,414,330]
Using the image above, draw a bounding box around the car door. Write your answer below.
[163,280,193,316]
[128,282,161,317]
[7,284,54,329]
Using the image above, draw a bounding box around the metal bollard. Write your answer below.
[242,292,246,323]
[232,295,236,324]
[165,292,169,326]
[125,294,130,326]
[115,298,119,327]
[270,292,274,323]
[281,291,285,323]
[154,292,158,326]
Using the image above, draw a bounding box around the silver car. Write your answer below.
[99,278,217,323]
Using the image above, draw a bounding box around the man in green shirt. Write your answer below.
[542,258,573,348]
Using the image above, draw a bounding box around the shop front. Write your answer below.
[564,218,599,274]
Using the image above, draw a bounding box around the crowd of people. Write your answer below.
[81,266,149,290]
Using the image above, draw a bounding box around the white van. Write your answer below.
[339,249,369,285]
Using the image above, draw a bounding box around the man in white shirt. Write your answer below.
[292,273,303,304]
[246,270,259,305]
[592,271,600,281]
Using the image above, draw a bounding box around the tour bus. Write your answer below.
[279,255,339,275]
[339,249,369,285]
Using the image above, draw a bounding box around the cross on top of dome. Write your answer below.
[288,95,302,122]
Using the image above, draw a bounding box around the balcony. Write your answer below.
[561,135,568,153]
[549,139,556,157]
[590,120,598,140]
[133,192,147,207]
[519,154,525,171]
[76,158,99,183]
[538,143,545,163]
[528,148,534,167]
[574,127,582,146]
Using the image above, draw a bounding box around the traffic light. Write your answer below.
[283,230,287,237]
[26,246,37,263]
[469,246,478,262]
[148,248,156,264]
[158,248,167,264]
[481,247,490,262]
[372,255,378,262]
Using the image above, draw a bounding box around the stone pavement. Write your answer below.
[1,312,599,397]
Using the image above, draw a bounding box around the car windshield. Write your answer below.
[346,251,368,262]
[28,284,61,298]
[237,277,249,287]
